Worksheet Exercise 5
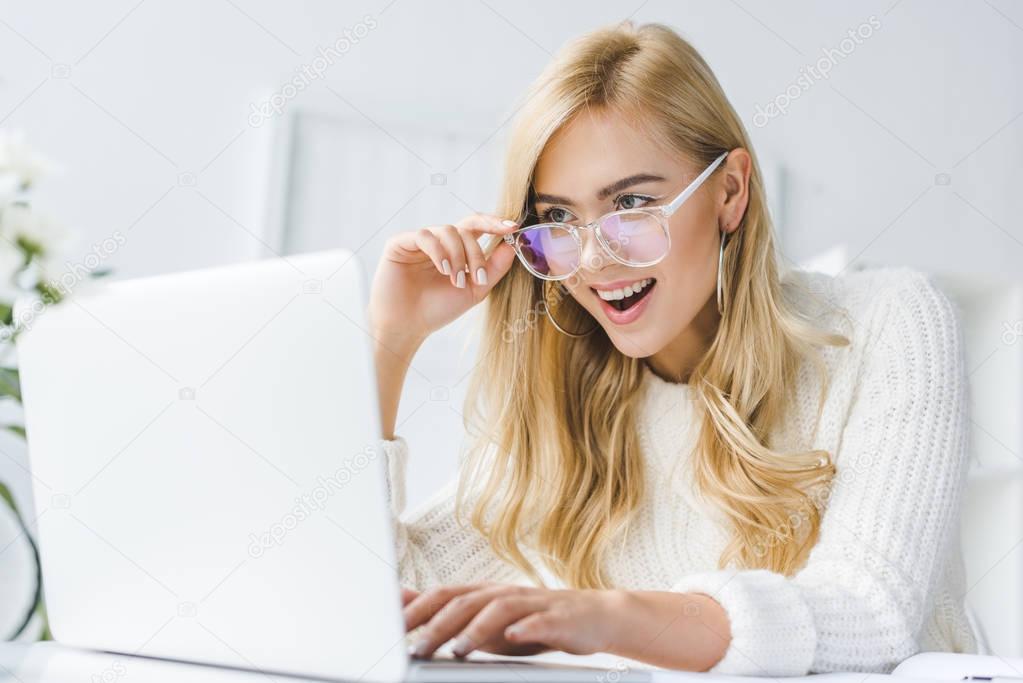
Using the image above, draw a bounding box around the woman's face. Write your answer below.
[532,109,748,373]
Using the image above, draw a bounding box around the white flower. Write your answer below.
[0,174,20,208]
[0,204,69,257]
[0,204,72,301]
[0,130,55,190]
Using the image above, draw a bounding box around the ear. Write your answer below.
[718,148,752,235]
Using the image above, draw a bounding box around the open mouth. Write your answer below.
[593,278,656,312]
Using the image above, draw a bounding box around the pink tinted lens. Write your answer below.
[599,212,668,264]
[515,225,579,277]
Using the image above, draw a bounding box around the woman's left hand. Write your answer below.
[403,583,625,659]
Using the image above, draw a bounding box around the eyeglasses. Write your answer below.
[504,151,728,281]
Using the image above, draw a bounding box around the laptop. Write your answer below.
[16,250,651,683]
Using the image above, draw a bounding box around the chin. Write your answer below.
[602,327,665,359]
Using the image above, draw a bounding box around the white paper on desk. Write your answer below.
[893,652,1023,680]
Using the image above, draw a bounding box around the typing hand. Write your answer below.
[402,583,617,659]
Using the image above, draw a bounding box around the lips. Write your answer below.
[591,278,657,325]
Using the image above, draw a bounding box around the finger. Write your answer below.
[404,584,481,632]
[410,585,519,658]
[480,240,516,292]
[503,611,563,648]
[401,588,420,607]
[409,229,449,276]
[431,225,468,288]
[458,228,488,287]
[456,214,519,237]
[451,595,550,657]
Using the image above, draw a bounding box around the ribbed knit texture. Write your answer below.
[380,266,978,675]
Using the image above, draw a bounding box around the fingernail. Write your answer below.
[501,219,517,227]
[410,638,430,658]
[505,625,522,638]
[456,270,466,288]
[451,635,473,657]
[441,259,451,275]
[476,267,487,286]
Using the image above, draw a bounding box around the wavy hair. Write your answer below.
[458,21,849,588]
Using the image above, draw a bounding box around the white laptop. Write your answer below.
[16,250,650,683]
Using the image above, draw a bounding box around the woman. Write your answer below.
[367,21,976,675]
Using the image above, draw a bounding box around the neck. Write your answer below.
[646,293,720,384]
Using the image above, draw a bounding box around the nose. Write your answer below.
[577,222,613,275]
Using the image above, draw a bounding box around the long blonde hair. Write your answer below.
[458,21,849,588]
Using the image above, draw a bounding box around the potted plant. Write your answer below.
[0,129,82,640]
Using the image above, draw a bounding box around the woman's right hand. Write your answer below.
[369,214,519,349]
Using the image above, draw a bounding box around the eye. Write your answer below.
[615,193,653,211]
[540,206,574,223]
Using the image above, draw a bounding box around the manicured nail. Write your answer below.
[451,635,473,657]
[476,267,487,286]
[410,638,430,658]
[441,259,451,275]
[456,270,466,288]
[501,219,517,227]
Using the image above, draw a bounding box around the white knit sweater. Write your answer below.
[380,266,978,675]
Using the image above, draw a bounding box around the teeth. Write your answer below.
[596,278,652,301]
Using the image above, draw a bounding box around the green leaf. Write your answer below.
[39,606,52,640]
[0,302,12,326]
[0,480,16,513]
[6,424,26,439]
[15,235,45,260]
[37,281,62,305]
[0,367,21,401]
[0,479,45,641]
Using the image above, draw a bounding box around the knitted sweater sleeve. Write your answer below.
[670,270,971,675]
[379,437,523,591]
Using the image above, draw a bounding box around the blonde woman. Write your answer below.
[367,21,976,675]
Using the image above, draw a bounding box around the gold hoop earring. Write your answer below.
[717,229,727,315]
[543,282,598,337]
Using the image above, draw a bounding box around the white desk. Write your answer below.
[0,641,959,683]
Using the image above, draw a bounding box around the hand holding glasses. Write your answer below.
[504,151,729,281]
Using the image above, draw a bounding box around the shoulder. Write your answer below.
[777,268,969,476]
[778,267,968,445]
[782,265,964,356]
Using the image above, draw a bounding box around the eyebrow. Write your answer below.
[534,173,667,206]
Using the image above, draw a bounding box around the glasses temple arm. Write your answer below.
[663,151,729,216]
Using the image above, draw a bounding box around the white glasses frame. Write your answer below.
[504,151,729,281]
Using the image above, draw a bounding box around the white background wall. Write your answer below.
[1,0,1022,654]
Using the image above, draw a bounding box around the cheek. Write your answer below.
[663,217,719,282]
[564,280,596,312]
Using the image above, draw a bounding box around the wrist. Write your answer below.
[372,327,425,361]
[601,590,730,671]
[598,589,640,652]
